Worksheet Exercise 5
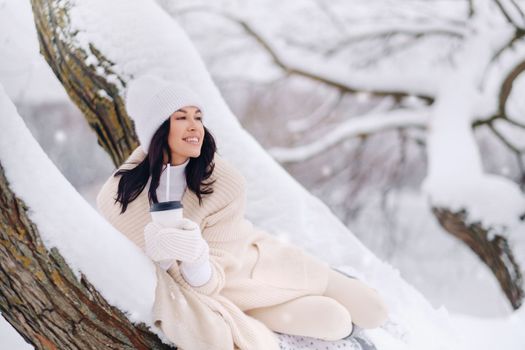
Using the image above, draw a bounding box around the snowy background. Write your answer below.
[1,0,525,349]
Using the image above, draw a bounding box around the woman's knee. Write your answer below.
[359,290,389,328]
[325,270,389,329]
[309,297,353,340]
[246,296,353,341]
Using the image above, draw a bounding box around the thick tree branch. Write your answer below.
[1,0,184,348]
[433,207,523,309]
[30,0,138,167]
[481,30,525,88]
[499,58,525,117]
[0,163,172,349]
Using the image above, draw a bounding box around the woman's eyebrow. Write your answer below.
[176,108,202,113]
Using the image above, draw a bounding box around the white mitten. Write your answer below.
[144,219,212,286]
[144,218,206,262]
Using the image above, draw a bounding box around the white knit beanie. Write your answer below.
[125,74,205,152]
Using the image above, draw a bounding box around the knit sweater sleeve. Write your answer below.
[167,155,247,296]
[172,201,248,297]
[167,247,227,295]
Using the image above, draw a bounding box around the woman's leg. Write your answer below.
[323,269,389,329]
[245,295,353,341]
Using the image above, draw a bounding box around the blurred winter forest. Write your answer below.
[2,0,525,322]
[166,0,525,316]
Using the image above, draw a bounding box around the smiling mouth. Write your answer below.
[183,137,200,145]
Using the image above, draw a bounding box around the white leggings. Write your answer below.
[245,269,389,341]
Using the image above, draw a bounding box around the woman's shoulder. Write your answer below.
[209,153,246,198]
[212,153,246,183]
[120,146,147,171]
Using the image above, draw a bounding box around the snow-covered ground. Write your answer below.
[1,0,524,349]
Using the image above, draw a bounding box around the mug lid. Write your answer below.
[150,200,183,212]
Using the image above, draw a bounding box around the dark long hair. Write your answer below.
[114,118,216,213]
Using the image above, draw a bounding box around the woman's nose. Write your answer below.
[188,117,198,130]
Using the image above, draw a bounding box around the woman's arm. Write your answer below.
[165,153,248,295]
[143,220,221,292]
[169,193,246,295]
[167,247,227,295]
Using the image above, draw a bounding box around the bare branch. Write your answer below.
[487,122,525,178]
[506,116,525,129]
[473,115,525,182]
[351,34,427,69]
[488,122,524,153]
[509,0,525,20]
[481,31,525,89]
[325,25,465,57]
[499,58,525,116]
[468,0,475,17]
[312,0,349,35]
[493,0,525,30]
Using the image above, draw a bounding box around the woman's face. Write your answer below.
[167,106,204,165]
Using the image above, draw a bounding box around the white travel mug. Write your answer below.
[150,200,183,226]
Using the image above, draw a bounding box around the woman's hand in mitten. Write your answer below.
[179,242,212,287]
[144,219,209,264]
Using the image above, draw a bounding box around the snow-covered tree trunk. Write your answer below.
[0,163,170,349]
[433,207,523,308]
[30,0,138,166]
[422,1,525,309]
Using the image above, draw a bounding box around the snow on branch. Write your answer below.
[269,108,430,163]
[0,83,158,328]
[325,23,467,56]
[286,89,344,133]
[423,77,525,235]
[493,0,525,30]
[173,6,437,103]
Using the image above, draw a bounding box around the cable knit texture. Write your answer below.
[153,159,212,284]
[144,221,207,263]
[96,146,331,350]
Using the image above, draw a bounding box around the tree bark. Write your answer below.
[0,162,173,349]
[30,0,138,167]
[433,207,523,309]
[7,1,180,348]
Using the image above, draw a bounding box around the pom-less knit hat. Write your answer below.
[125,74,205,152]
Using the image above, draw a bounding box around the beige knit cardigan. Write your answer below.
[96,146,331,350]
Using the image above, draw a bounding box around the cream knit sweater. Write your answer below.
[154,158,212,287]
[96,146,332,349]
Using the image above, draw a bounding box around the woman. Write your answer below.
[97,75,388,350]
